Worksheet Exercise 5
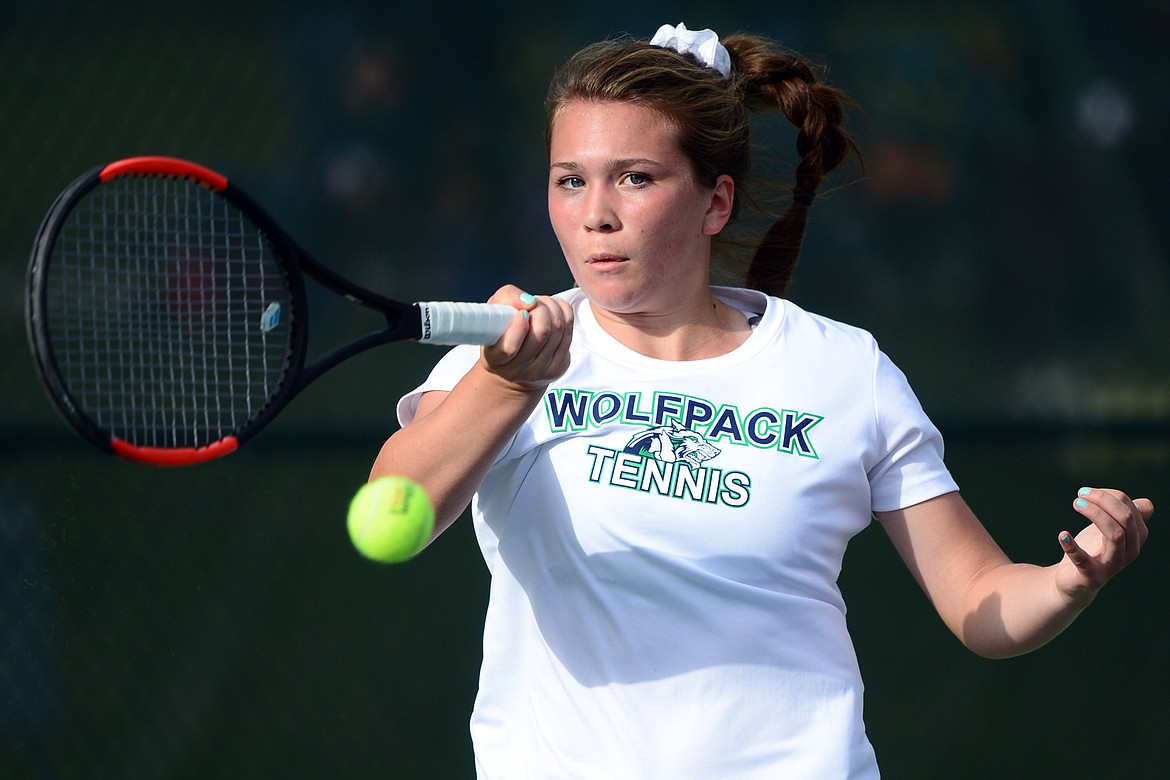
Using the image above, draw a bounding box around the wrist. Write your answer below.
[471,358,551,401]
[1052,564,1098,612]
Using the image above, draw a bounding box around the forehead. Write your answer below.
[549,100,681,156]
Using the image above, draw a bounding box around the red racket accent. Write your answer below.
[100,157,229,190]
[111,436,240,466]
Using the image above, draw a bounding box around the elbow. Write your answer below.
[959,634,1033,661]
[957,592,1020,659]
[956,589,1060,660]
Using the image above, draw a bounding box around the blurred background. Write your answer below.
[2,0,1167,777]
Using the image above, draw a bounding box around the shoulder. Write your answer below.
[396,343,480,426]
[780,298,877,348]
[739,290,883,368]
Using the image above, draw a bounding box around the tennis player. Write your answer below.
[372,22,1152,778]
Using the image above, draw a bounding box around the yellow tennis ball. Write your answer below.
[347,476,435,563]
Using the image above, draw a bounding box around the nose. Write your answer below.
[584,187,619,233]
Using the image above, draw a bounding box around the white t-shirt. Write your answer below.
[398,287,958,779]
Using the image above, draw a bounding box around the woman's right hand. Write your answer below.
[481,285,574,390]
[371,286,573,535]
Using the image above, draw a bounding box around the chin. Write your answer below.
[572,279,628,309]
[585,291,656,318]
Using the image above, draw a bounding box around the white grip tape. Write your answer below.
[417,301,518,345]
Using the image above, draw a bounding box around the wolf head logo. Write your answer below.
[624,422,721,468]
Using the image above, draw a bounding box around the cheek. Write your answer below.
[639,207,702,254]
[547,199,574,245]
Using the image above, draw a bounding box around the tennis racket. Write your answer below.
[26,156,517,466]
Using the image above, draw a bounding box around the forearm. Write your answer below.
[957,561,1095,659]
[878,491,1137,660]
[371,362,545,535]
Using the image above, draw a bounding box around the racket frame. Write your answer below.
[26,156,461,465]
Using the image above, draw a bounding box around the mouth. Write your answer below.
[586,254,628,269]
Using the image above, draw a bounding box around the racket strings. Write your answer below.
[44,175,295,449]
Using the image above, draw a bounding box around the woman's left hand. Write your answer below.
[1056,487,1153,603]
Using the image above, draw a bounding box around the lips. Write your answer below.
[586,254,628,268]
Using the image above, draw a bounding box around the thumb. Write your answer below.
[1135,498,1155,521]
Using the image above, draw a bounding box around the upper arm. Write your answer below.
[411,389,450,424]
[875,492,1012,638]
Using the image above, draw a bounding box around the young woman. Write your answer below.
[371,23,1152,778]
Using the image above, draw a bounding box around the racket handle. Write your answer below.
[416,301,519,346]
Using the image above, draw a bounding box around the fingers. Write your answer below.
[486,284,532,309]
[509,294,572,375]
[1057,529,1093,570]
[482,287,573,387]
[1061,487,1150,578]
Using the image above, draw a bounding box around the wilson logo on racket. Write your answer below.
[422,302,433,341]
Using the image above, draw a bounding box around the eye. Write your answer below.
[623,172,651,187]
[557,175,586,190]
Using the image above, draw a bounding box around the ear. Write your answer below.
[702,174,735,236]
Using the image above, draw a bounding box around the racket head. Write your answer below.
[26,157,310,465]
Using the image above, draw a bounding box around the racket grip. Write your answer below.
[416,301,519,345]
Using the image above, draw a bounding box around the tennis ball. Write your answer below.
[347,476,435,563]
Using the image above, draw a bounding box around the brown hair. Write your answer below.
[545,32,859,297]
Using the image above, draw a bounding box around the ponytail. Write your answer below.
[724,35,860,297]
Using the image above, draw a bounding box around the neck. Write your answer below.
[588,288,752,361]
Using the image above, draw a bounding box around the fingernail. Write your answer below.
[1075,498,1088,509]
[1078,487,1092,497]
[519,292,537,305]
[522,310,530,321]
[1060,533,1072,545]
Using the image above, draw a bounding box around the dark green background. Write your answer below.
[2,1,1167,777]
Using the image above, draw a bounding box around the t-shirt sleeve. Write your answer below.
[395,344,481,427]
[867,350,959,513]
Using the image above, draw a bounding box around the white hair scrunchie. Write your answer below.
[649,22,731,77]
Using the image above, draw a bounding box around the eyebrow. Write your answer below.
[549,157,663,173]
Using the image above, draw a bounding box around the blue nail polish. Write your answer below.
[1078,487,1092,497]
[519,292,537,305]
[522,310,530,321]
[1075,498,1088,509]
[1061,533,1072,545]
